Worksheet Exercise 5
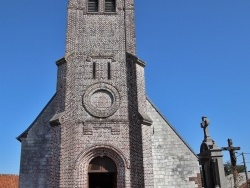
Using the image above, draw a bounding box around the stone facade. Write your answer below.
[18,0,201,187]
[147,100,201,188]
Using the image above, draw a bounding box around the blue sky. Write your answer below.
[0,0,250,174]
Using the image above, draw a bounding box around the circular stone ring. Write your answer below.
[83,83,120,118]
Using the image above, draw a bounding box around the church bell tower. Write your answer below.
[18,1,202,187]
[49,0,153,187]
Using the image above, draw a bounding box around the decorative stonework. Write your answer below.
[83,122,121,135]
[73,145,128,188]
[83,83,120,118]
[86,55,116,62]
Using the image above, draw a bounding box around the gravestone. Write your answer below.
[198,117,227,188]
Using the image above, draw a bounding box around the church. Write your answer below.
[18,0,201,187]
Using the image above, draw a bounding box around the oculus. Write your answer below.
[83,83,120,118]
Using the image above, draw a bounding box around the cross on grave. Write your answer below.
[221,138,240,167]
[222,138,241,188]
[200,116,211,140]
[199,116,228,188]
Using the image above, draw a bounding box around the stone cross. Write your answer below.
[198,116,227,188]
[200,116,210,140]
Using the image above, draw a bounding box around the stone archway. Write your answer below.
[74,146,127,188]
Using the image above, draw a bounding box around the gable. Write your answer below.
[146,98,201,187]
[17,94,56,142]
[146,98,197,156]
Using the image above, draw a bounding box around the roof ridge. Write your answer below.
[0,174,19,176]
[146,96,198,157]
[16,94,56,141]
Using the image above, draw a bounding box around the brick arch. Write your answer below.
[73,145,127,188]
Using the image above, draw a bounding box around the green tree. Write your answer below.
[224,161,245,175]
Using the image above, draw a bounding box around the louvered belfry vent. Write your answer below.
[88,0,99,12]
[105,0,116,12]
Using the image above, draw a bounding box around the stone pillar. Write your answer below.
[198,117,227,188]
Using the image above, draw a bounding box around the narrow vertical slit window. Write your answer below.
[88,0,99,12]
[105,0,116,12]
[108,62,111,80]
[93,62,96,79]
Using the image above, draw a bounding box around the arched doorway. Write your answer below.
[88,156,117,188]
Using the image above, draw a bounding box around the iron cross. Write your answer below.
[222,138,240,167]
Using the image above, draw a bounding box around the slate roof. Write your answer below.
[146,97,198,157]
[16,94,56,142]
[0,174,19,188]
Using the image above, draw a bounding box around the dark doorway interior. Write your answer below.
[89,172,116,188]
[88,156,117,188]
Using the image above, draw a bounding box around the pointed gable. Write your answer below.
[146,98,201,187]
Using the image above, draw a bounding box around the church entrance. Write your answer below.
[88,156,117,188]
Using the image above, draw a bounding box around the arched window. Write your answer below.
[88,0,99,12]
[105,0,116,12]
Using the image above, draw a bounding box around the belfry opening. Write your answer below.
[88,156,117,188]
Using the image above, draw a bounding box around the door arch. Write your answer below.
[88,156,117,188]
